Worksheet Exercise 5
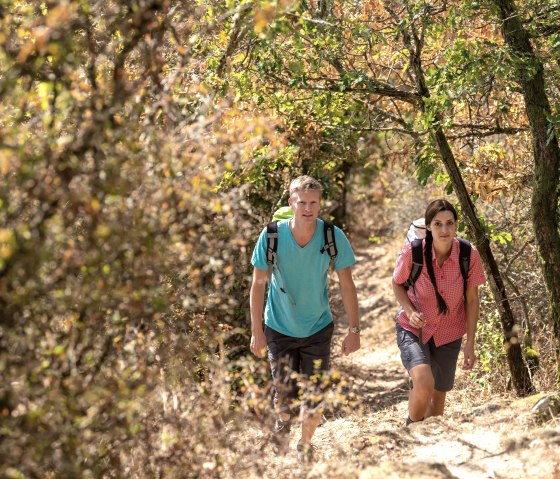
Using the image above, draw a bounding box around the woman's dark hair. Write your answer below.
[424,199,458,314]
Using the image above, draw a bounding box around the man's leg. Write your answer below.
[272,354,298,420]
[300,410,322,444]
[264,326,300,438]
[297,322,334,456]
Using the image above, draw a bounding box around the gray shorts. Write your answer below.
[395,322,462,392]
[265,322,334,415]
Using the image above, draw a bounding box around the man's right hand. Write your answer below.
[250,331,267,358]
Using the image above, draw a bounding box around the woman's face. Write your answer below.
[427,210,457,246]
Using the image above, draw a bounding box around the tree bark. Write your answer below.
[432,127,534,395]
[493,0,560,387]
[330,160,352,228]
[405,16,535,394]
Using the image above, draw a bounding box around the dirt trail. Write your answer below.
[243,238,560,479]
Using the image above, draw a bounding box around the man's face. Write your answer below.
[288,189,321,223]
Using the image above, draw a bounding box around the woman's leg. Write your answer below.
[426,389,447,418]
[408,363,434,421]
[426,337,462,417]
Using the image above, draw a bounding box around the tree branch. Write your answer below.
[448,124,528,139]
[262,69,421,104]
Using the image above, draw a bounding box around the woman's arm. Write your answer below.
[463,285,480,369]
[392,278,425,331]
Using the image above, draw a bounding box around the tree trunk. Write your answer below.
[493,0,560,387]
[330,160,352,228]
[405,18,535,394]
[432,128,535,395]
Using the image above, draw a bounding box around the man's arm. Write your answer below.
[463,285,480,370]
[250,267,268,357]
[337,267,361,356]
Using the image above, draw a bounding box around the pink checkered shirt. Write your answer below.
[393,238,486,346]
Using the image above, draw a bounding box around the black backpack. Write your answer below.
[264,219,337,302]
[404,237,472,300]
[266,219,338,267]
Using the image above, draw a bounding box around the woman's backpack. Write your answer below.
[403,218,471,299]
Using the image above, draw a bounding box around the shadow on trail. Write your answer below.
[326,356,409,418]
[361,380,409,413]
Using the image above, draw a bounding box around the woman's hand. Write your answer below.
[409,310,425,329]
[462,341,477,370]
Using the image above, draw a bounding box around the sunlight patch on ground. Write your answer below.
[352,348,401,366]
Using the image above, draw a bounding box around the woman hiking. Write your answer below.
[392,199,486,425]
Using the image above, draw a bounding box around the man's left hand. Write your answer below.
[342,332,360,356]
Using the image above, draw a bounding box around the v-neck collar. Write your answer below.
[289,219,319,249]
[431,239,458,269]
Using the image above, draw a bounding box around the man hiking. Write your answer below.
[250,175,361,463]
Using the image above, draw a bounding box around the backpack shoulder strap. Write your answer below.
[457,238,472,298]
[266,221,279,265]
[404,238,424,290]
[320,219,338,260]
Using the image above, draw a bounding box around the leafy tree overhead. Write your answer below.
[0,1,282,476]
[1,0,558,477]
[219,0,549,393]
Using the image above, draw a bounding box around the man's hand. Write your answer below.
[341,332,360,356]
[250,331,267,358]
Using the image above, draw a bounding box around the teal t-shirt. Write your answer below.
[251,219,356,338]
